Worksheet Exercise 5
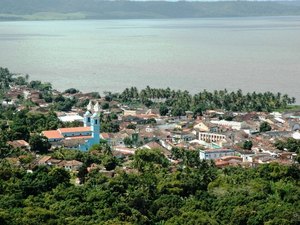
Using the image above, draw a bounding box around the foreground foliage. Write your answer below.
[0,153,299,225]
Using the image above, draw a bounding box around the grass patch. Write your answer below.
[275,105,300,113]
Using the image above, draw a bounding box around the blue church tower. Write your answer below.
[84,111,92,127]
[91,112,100,145]
[79,100,101,150]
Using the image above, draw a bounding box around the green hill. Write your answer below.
[1,0,300,21]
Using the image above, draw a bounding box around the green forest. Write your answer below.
[0,152,299,225]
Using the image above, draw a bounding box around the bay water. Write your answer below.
[0,17,300,101]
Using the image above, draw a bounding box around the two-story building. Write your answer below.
[199,149,235,160]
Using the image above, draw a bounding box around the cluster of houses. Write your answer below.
[3,84,300,174]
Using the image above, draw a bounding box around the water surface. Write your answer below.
[0,17,300,101]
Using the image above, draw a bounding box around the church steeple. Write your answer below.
[84,100,93,127]
[83,100,100,143]
[87,100,93,112]
[94,102,101,113]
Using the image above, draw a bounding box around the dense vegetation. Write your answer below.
[275,138,300,154]
[0,149,299,225]
[1,0,300,20]
[115,86,296,116]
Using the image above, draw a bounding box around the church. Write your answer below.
[42,101,101,151]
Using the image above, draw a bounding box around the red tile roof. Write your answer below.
[58,127,91,133]
[42,130,64,139]
[7,140,29,148]
[101,133,111,139]
[220,156,243,161]
[215,161,230,167]
[38,156,52,164]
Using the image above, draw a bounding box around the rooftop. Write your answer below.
[7,140,30,148]
[58,127,91,133]
[201,149,235,153]
[65,135,93,140]
[42,130,64,139]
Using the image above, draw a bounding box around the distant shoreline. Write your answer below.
[1,15,300,23]
[1,1,300,22]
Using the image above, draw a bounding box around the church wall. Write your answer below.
[62,131,92,137]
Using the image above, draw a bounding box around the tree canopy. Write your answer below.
[0,155,299,225]
[117,86,295,116]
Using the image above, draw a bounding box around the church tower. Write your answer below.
[84,101,93,127]
[91,102,101,144]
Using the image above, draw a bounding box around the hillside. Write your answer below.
[1,0,300,20]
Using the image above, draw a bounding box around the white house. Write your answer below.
[199,149,235,160]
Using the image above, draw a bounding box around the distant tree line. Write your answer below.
[115,86,296,116]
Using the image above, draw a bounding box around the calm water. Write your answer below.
[1,17,300,101]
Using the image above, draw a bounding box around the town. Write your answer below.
[1,67,299,175]
[1,67,299,224]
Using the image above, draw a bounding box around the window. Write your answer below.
[87,118,90,123]
[95,119,97,124]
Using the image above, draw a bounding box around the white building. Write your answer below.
[210,120,243,130]
[58,112,84,123]
[199,149,235,160]
[198,132,226,143]
[292,130,300,140]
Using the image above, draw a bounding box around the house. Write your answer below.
[58,160,83,171]
[263,131,292,139]
[193,121,209,132]
[160,139,176,151]
[37,156,52,166]
[274,152,298,165]
[210,120,244,130]
[7,140,30,150]
[199,149,235,160]
[215,156,243,168]
[236,150,255,162]
[247,153,275,164]
[123,109,137,116]
[101,130,134,147]
[171,130,196,143]
[42,101,100,151]
[113,146,136,158]
[139,141,171,157]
